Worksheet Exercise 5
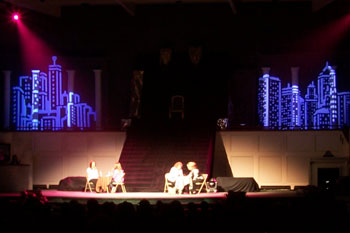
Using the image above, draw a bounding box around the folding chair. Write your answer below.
[164,173,170,193]
[192,174,208,194]
[84,177,95,192]
[164,173,177,194]
[169,95,184,119]
[110,182,126,193]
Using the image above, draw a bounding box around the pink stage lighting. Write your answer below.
[12,13,20,21]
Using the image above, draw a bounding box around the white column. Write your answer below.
[66,70,75,93]
[93,69,102,130]
[262,67,271,75]
[2,70,11,130]
[291,67,299,86]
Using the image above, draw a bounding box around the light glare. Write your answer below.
[13,13,19,21]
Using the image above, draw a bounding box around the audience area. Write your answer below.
[0,189,349,233]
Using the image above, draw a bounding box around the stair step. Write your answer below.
[124,171,154,175]
[119,122,213,192]
[124,178,154,182]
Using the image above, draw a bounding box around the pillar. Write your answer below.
[93,69,102,130]
[291,67,299,86]
[2,70,11,130]
[261,67,271,75]
[66,70,75,93]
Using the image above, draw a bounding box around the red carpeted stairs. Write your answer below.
[119,120,214,192]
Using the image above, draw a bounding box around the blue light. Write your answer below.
[12,56,96,131]
[258,74,281,129]
[258,62,350,130]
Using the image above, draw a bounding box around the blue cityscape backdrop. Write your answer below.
[258,62,350,130]
[12,56,96,131]
[10,56,350,131]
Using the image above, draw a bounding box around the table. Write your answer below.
[96,176,112,193]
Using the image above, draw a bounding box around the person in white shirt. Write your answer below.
[167,161,185,194]
[86,160,99,189]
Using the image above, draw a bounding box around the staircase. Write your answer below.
[119,119,214,192]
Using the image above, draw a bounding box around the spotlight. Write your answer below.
[12,13,20,21]
[217,118,228,130]
[206,178,218,193]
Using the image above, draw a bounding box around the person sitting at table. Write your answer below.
[186,161,204,194]
[167,161,185,194]
[109,162,125,191]
[86,160,99,189]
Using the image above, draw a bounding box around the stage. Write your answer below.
[42,191,230,204]
[0,190,301,205]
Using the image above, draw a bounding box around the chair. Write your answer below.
[164,173,176,194]
[169,95,184,119]
[109,182,126,193]
[164,173,170,193]
[84,177,95,192]
[191,174,208,194]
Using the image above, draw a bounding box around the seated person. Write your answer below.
[167,162,185,194]
[86,160,99,189]
[109,162,125,191]
[186,161,204,194]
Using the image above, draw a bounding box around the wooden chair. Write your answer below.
[84,177,94,192]
[110,182,126,193]
[164,173,170,193]
[164,173,177,194]
[191,174,208,194]
[169,95,184,119]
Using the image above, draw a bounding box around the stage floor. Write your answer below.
[42,190,229,204]
[1,190,300,205]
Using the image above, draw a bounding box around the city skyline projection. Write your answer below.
[12,56,96,131]
[258,62,350,130]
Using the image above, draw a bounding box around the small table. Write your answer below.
[96,176,112,193]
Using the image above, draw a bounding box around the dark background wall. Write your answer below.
[1,1,350,130]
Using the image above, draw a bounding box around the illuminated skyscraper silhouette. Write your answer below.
[281,83,302,129]
[12,56,96,131]
[314,62,338,129]
[258,70,281,129]
[258,62,350,130]
[338,92,350,127]
[299,96,305,129]
[304,81,318,129]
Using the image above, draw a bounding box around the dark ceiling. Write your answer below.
[2,0,338,17]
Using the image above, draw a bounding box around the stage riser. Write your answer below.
[119,125,213,192]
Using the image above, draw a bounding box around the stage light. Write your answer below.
[12,13,20,21]
[217,118,228,130]
[206,178,218,193]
